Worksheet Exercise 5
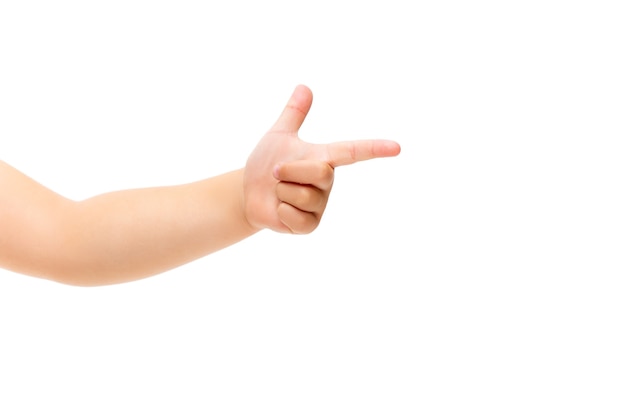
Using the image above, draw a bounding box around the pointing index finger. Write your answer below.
[325,139,401,167]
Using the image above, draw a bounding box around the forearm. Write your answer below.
[64,169,258,285]
[0,164,259,286]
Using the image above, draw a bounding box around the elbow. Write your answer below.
[23,203,125,287]
[43,271,111,287]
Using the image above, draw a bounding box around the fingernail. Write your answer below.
[273,164,280,179]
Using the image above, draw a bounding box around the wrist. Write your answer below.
[237,168,263,234]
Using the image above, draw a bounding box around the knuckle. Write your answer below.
[349,143,357,162]
[312,163,334,188]
[320,164,334,186]
[295,215,319,234]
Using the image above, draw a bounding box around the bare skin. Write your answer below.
[0,85,401,286]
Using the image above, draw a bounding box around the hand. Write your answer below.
[243,85,401,234]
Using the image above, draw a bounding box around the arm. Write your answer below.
[0,164,254,286]
[0,85,400,286]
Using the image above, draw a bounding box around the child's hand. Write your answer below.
[243,85,401,234]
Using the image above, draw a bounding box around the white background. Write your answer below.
[1,1,625,416]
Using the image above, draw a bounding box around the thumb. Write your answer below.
[270,85,313,133]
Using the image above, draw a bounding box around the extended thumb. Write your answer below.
[270,85,313,133]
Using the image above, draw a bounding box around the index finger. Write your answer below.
[325,139,401,167]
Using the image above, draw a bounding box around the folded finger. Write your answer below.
[276,182,327,214]
[277,202,320,234]
[273,160,334,190]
